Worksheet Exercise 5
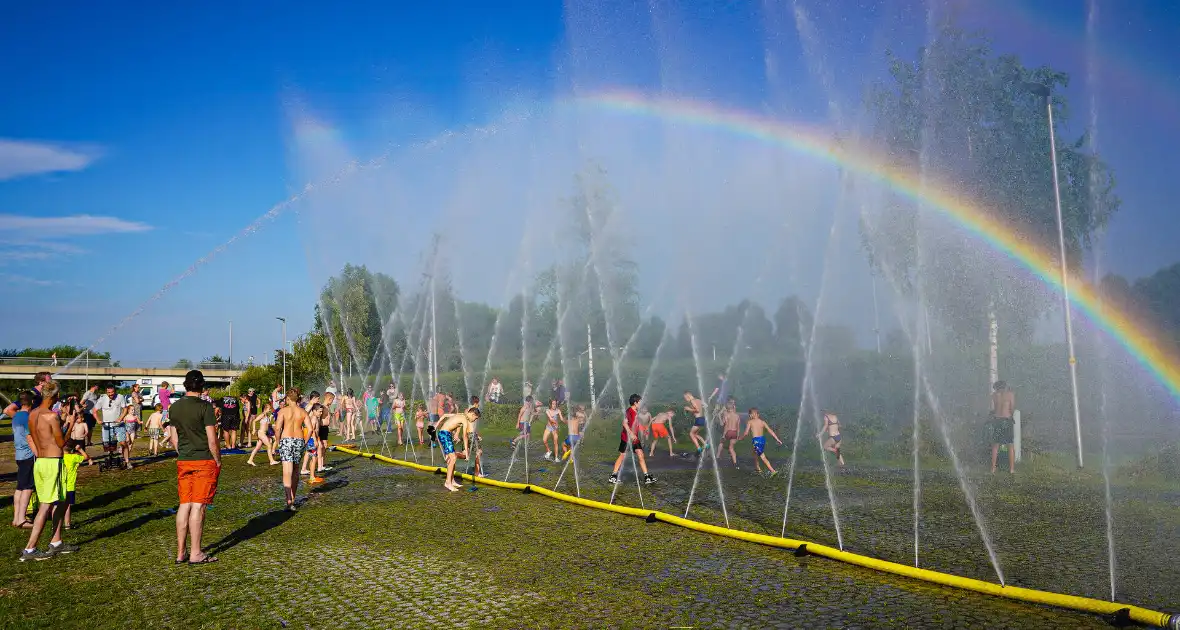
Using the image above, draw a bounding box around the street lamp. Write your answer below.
[1024,80,1084,468]
[276,317,287,391]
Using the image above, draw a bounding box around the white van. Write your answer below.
[132,377,186,407]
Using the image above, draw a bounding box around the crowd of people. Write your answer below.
[7,363,1021,565]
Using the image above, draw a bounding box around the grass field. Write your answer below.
[1,417,1176,628]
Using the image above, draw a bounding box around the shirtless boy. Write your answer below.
[562,404,586,461]
[740,408,783,476]
[818,409,845,466]
[431,408,480,491]
[274,389,313,511]
[720,400,743,468]
[990,381,1016,474]
[683,391,707,453]
[647,408,677,457]
[21,381,81,561]
[511,396,535,449]
[608,394,656,486]
[542,399,564,461]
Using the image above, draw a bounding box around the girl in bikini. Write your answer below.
[393,392,407,445]
[818,410,845,466]
[247,397,279,466]
[343,389,357,441]
[542,399,564,461]
[414,405,428,446]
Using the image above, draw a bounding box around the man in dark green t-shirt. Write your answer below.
[167,370,221,565]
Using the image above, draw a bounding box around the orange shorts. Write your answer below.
[652,423,670,439]
[178,459,220,505]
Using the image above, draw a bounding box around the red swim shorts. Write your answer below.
[652,423,670,439]
[178,459,220,505]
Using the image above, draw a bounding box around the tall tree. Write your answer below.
[864,26,1119,358]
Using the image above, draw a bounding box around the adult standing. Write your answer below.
[11,392,35,529]
[169,370,220,565]
[244,387,260,448]
[4,371,51,418]
[95,385,130,469]
[486,377,503,404]
[553,379,567,406]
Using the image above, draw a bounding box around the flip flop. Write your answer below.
[12,521,33,529]
[188,555,218,565]
[175,554,190,564]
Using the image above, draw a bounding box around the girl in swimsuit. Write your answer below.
[414,406,428,446]
[343,390,357,441]
[247,399,279,466]
[542,399,564,461]
[817,410,845,466]
[393,393,407,445]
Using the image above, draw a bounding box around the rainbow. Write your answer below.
[581,90,1180,402]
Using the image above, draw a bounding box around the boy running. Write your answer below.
[274,389,313,511]
[608,394,656,485]
[740,408,783,476]
[721,400,743,468]
[683,391,707,453]
[511,396,534,449]
[430,407,480,491]
[561,404,586,461]
[146,404,166,456]
[647,408,677,457]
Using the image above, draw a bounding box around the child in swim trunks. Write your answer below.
[740,408,783,476]
[431,407,480,491]
[647,408,677,457]
[683,391,707,453]
[542,399,564,461]
[561,404,586,461]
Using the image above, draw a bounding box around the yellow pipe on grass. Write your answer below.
[332,445,1176,628]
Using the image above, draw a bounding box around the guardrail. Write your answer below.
[0,357,246,370]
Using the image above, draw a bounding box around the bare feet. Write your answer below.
[247,460,257,467]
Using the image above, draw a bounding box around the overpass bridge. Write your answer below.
[0,358,246,385]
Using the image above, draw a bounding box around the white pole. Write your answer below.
[587,323,596,409]
[228,320,233,366]
[1013,409,1022,463]
[1045,95,1085,469]
[872,274,881,354]
[430,275,438,395]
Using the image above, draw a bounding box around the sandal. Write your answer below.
[188,555,218,565]
[175,554,190,564]
[12,520,33,529]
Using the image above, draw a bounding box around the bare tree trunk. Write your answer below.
[988,299,999,387]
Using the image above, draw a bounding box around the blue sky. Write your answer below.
[1,0,1177,364]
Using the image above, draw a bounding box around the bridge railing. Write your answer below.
[0,357,245,371]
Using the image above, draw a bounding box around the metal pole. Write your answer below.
[1045,94,1085,468]
[229,320,233,366]
[871,274,881,354]
[277,317,287,392]
[586,324,596,409]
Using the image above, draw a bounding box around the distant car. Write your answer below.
[147,389,185,407]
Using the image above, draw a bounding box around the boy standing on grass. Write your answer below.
[721,400,743,469]
[146,404,166,455]
[740,408,783,476]
[22,380,82,561]
[511,396,534,449]
[608,394,656,486]
[430,407,480,491]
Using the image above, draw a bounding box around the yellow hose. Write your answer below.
[332,445,1175,628]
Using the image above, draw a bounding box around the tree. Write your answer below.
[173,359,194,369]
[864,25,1120,354]
[316,264,401,375]
[773,296,813,356]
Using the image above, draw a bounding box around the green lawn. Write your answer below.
[0,419,1175,628]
